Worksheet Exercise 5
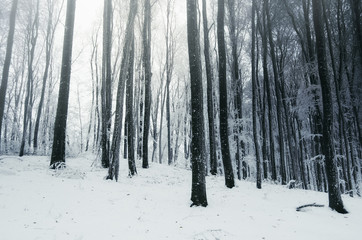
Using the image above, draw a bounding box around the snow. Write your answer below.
[0,155,361,240]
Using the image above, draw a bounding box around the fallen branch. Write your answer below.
[296,203,324,211]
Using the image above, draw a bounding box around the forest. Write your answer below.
[0,0,361,223]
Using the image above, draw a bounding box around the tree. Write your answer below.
[312,0,347,214]
[202,0,217,175]
[50,0,76,168]
[264,0,287,184]
[126,37,137,176]
[142,0,152,169]
[187,0,208,207]
[33,0,61,154]
[107,0,138,181]
[252,0,262,189]
[165,0,175,165]
[101,0,113,168]
[218,0,234,188]
[0,0,18,153]
[19,0,41,157]
[227,0,245,180]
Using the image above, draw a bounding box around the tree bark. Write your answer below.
[218,0,234,188]
[187,0,208,207]
[227,0,245,180]
[126,38,137,176]
[202,0,217,175]
[101,0,113,168]
[107,0,137,181]
[252,0,262,189]
[260,1,277,181]
[50,0,76,168]
[312,0,347,214]
[142,0,152,169]
[265,0,287,184]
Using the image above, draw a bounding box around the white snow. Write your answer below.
[0,154,361,240]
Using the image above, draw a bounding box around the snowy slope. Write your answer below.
[0,155,361,240]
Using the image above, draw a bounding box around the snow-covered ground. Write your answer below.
[0,154,361,240]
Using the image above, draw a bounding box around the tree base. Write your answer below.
[190,202,208,207]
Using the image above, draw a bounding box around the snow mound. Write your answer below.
[49,168,86,180]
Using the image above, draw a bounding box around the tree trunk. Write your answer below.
[107,0,137,181]
[187,0,208,207]
[50,0,76,168]
[252,0,262,189]
[260,1,276,181]
[20,0,40,157]
[34,0,60,154]
[142,0,152,169]
[312,0,347,214]
[227,0,245,181]
[0,0,18,152]
[101,0,113,168]
[127,38,137,176]
[218,0,234,188]
[265,0,287,185]
[202,0,217,175]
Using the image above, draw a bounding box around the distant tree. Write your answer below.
[107,0,137,181]
[312,0,347,214]
[142,0,152,169]
[20,0,40,157]
[165,0,175,166]
[252,0,262,189]
[227,0,245,180]
[126,37,137,176]
[217,0,234,188]
[33,0,61,154]
[50,0,76,168]
[264,0,287,184]
[187,0,208,207]
[202,0,217,175]
[0,0,18,153]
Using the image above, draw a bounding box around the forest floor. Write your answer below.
[0,154,361,240]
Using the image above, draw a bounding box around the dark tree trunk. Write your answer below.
[260,1,277,181]
[107,0,137,181]
[312,0,347,214]
[202,0,217,175]
[101,0,113,168]
[265,0,287,185]
[0,0,18,152]
[187,0,208,207]
[127,38,137,176]
[50,0,76,168]
[217,0,235,188]
[166,0,173,166]
[252,0,262,189]
[142,0,152,169]
[227,0,245,181]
